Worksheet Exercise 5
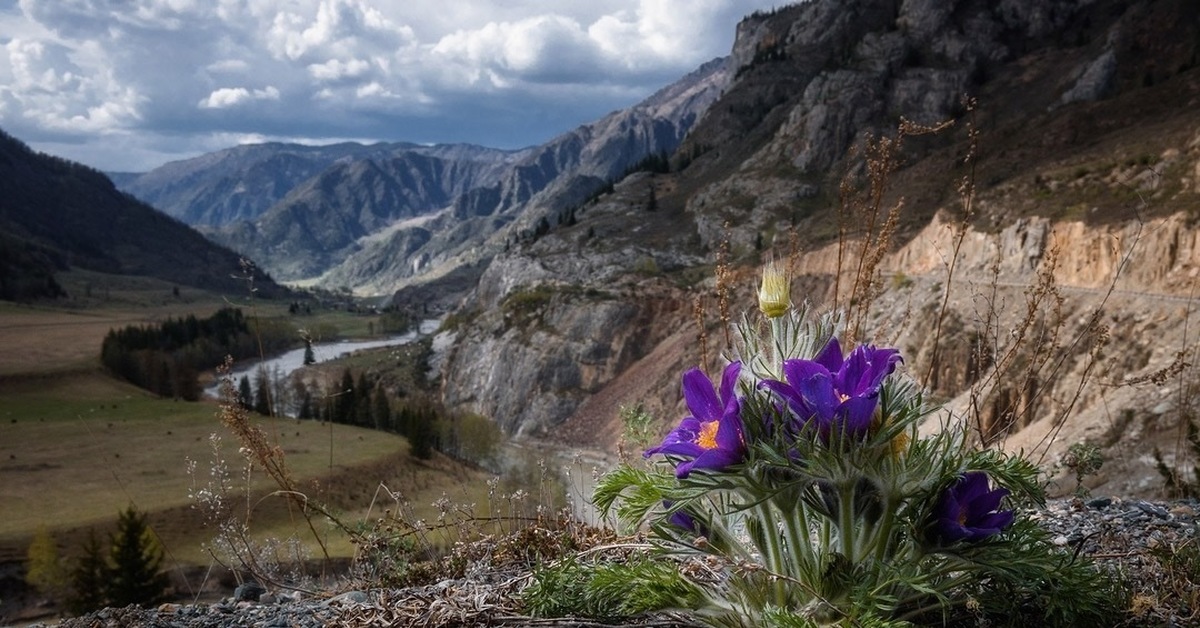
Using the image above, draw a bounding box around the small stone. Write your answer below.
[259,593,277,604]
[325,590,369,605]
[1135,501,1169,518]
[235,580,267,602]
[1169,504,1196,518]
[1052,535,1069,546]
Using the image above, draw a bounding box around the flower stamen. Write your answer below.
[696,421,720,450]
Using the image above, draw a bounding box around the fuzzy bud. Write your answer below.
[758,257,790,318]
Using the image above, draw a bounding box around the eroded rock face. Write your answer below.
[438,252,690,437]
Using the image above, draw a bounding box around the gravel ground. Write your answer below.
[34,497,1199,628]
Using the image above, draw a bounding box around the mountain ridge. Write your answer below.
[113,57,731,292]
[0,129,287,299]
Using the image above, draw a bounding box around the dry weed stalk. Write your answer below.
[197,356,348,590]
[834,116,953,343]
[693,295,710,376]
[714,221,734,353]
[922,101,976,385]
[957,158,1167,468]
[967,245,1067,445]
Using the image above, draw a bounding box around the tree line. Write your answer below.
[100,307,296,400]
[237,365,502,467]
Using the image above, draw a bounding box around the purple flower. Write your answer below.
[645,361,746,478]
[758,337,902,439]
[931,472,1015,543]
[663,501,708,536]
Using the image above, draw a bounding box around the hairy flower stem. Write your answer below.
[784,500,813,581]
[757,502,789,605]
[872,495,899,564]
[839,484,856,562]
[770,317,786,376]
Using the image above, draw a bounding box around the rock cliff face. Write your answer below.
[435,0,1200,498]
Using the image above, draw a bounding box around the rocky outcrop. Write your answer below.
[434,0,1200,505]
[436,248,692,437]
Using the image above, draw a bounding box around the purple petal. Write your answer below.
[937,520,971,542]
[782,358,831,391]
[814,337,843,373]
[839,346,902,396]
[687,447,744,474]
[834,396,878,437]
[957,472,992,501]
[668,509,701,533]
[758,379,812,417]
[644,418,702,457]
[798,370,839,419]
[645,441,705,459]
[714,407,745,452]
[681,367,722,422]
[718,361,742,408]
[931,473,1014,544]
[966,487,1010,520]
[974,510,1014,532]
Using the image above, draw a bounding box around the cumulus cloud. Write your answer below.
[0,0,782,171]
[198,85,281,109]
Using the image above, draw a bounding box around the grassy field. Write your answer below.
[0,273,491,572]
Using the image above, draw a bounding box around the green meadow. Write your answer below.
[0,271,489,568]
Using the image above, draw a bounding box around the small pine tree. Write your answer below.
[237,375,253,410]
[106,506,169,608]
[26,526,68,600]
[371,387,391,431]
[355,373,372,426]
[253,368,271,416]
[298,391,314,420]
[67,531,108,615]
[409,410,435,460]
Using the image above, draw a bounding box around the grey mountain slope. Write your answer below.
[319,56,732,293]
[116,141,529,228]
[112,57,728,292]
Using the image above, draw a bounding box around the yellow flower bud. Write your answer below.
[758,257,790,318]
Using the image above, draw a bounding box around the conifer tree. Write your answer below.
[298,392,313,420]
[106,506,169,608]
[408,407,435,460]
[67,531,108,615]
[237,375,253,410]
[355,372,372,426]
[371,387,391,431]
[253,368,271,416]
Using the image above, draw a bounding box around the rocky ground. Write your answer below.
[31,497,1198,628]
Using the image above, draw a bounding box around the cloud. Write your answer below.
[0,36,144,133]
[198,85,281,109]
[307,57,372,81]
[0,0,783,171]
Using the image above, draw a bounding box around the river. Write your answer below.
[204,318,442,401]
